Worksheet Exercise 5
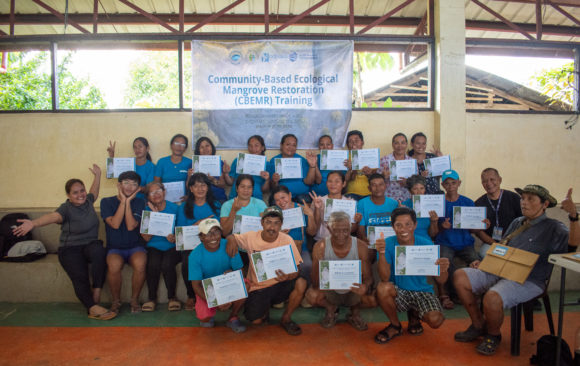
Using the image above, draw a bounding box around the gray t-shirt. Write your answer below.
[55,193,100,247]
[504,213,568,288]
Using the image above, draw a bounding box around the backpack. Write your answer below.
[0,213,33,258]
[530,335,574,366]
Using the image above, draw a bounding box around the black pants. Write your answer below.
[58,241,107,310]
[146,247,180,301]
[180,250,195,299]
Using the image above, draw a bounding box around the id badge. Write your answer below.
[492,226,503,241]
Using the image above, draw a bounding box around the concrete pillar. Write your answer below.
[433,0,466,180]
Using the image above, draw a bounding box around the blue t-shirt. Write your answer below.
[145,200,179,251]
[154,155,192,183]
[357,196,399,227]
[100,196,146,250]
[135,160,156,200]
[176,201,220,227]
[188,239,244,280]
[402,198,433,241]
[267,153,311,196]
[228,157,266,200]
[220,197,267,218]
[435,195,475,250]
[382,235,435,293]
[312,154,333,196]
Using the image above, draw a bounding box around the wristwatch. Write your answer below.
[569,212,579,222]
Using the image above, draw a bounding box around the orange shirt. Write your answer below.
[234,231,303,292]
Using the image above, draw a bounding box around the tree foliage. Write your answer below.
[353,52,395,108]
[533,61,575,106]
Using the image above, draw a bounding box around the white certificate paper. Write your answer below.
[235,153,266,176]
[319,260,361,291]
[275,158,303,179]
[367,226,396,249]
[320,150,348,171]
[412,194,445,218]
[424,155,451,177]
[395,245,440,276]
[389,159,418,181]
[163,181,185,203]
[175,225,201,251]
[281,207,305,230]
[323,198,356,223]
[106,157,136,179]
[140,211,175,237]
[192,155,221,177]
[452,206,487,229]
[350,148,380,170]
[202,270,248,308]
[251,244,298,282]
[232,215,262,234]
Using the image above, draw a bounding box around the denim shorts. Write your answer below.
[107,246,146,263]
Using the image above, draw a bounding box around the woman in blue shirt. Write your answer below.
[154,134,192,195]
[176,173,221,311]
[226,135,270,200]
[402,175,439,240]
[193,137,229,203]
[107,137,156,200]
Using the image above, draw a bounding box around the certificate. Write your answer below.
[323,198,356,223]
[163,181,185,203]
[319,150,348,171]
[250,244,298,282]
[389,159,417,181]
[275,158,303,179]
[232,215,262,234]
[140,211,175,237]
[175,225,201,251]
[106,157,136,179]
[367,226,396,249]
[235,153,266,176]
[412,194,445,218]
[395,245,440,276]
[192,155,221,177]
[424,155,451,177]
[281,207,305,231]
[202,270,248,308]
[350,148,380,170]
[452,206,487,229]
[319,260,361,291]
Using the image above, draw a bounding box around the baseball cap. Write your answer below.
[198,218,221,234]
[262,206,283,221]
[442,169,460,182]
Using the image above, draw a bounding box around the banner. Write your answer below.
[192,40,353,149]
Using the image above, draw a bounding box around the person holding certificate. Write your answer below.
[226,206,306,336]
[344,130,373,201]
[378,133,414,203]
[100,171,147,314]
[356,173,399,242]
[193,137,229,203]
[374,207,450,344]
[306,211,373,331]
[402,175,439,240]
[176,173,221,311]
[312,135,347,196]
[189,218,246,333]
[13,165,116,320]
[107,137,156,200]
[141,182,181,312]
[227,135,270,200]
[220,175,267,236]
[153,134,192,201]
[268,134,316,204]
[408,132,443,194]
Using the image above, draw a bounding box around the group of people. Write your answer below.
[12,129,579,356]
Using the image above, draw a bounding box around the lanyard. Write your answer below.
[486,189,503,227]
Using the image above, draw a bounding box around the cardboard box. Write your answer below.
[478,243,539,284]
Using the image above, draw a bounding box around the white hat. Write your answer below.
[198,218,221,235]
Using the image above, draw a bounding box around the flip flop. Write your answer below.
[346,313,368,331]
[476,334,502,356]
[185,298,195,311]
[374,323,402,344]
[130,301,142,314]
[88,310,117,321]
[280,320,302,336]
[110,301,122,314]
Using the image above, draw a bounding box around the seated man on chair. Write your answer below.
[453,185,579,356]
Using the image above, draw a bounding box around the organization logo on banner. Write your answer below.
[229,50,242,65]
[289,51,297,62]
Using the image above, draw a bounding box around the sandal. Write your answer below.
[185,298,195,311]
[407,310,423,335]
[454,324,486,342]
[439,295,455,310]
[168,299,182,312]
[110,300,122,314]
[226,318,247,333]
[88,310,117,321]
[374,323,402,344]
[200,318,215,328]
[130,300,141,314]
[320,310,338,329]
[476,334,502,356]
[346,313,368,331]
[280,320,302,336]
[141,301,156,312]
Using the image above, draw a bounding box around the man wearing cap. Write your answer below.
[453,185,579,356]
[189,218,246,333]
[226,206,306,335]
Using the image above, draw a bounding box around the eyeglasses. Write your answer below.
[173,142,187,148]
[149,189,164,196]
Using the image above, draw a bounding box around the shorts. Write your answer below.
[107,247,146,263]
[195,294,217,320]
[394,286,442,318]
[244,279,296,321]
[463,268,543,309]
[325,291,361,307]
